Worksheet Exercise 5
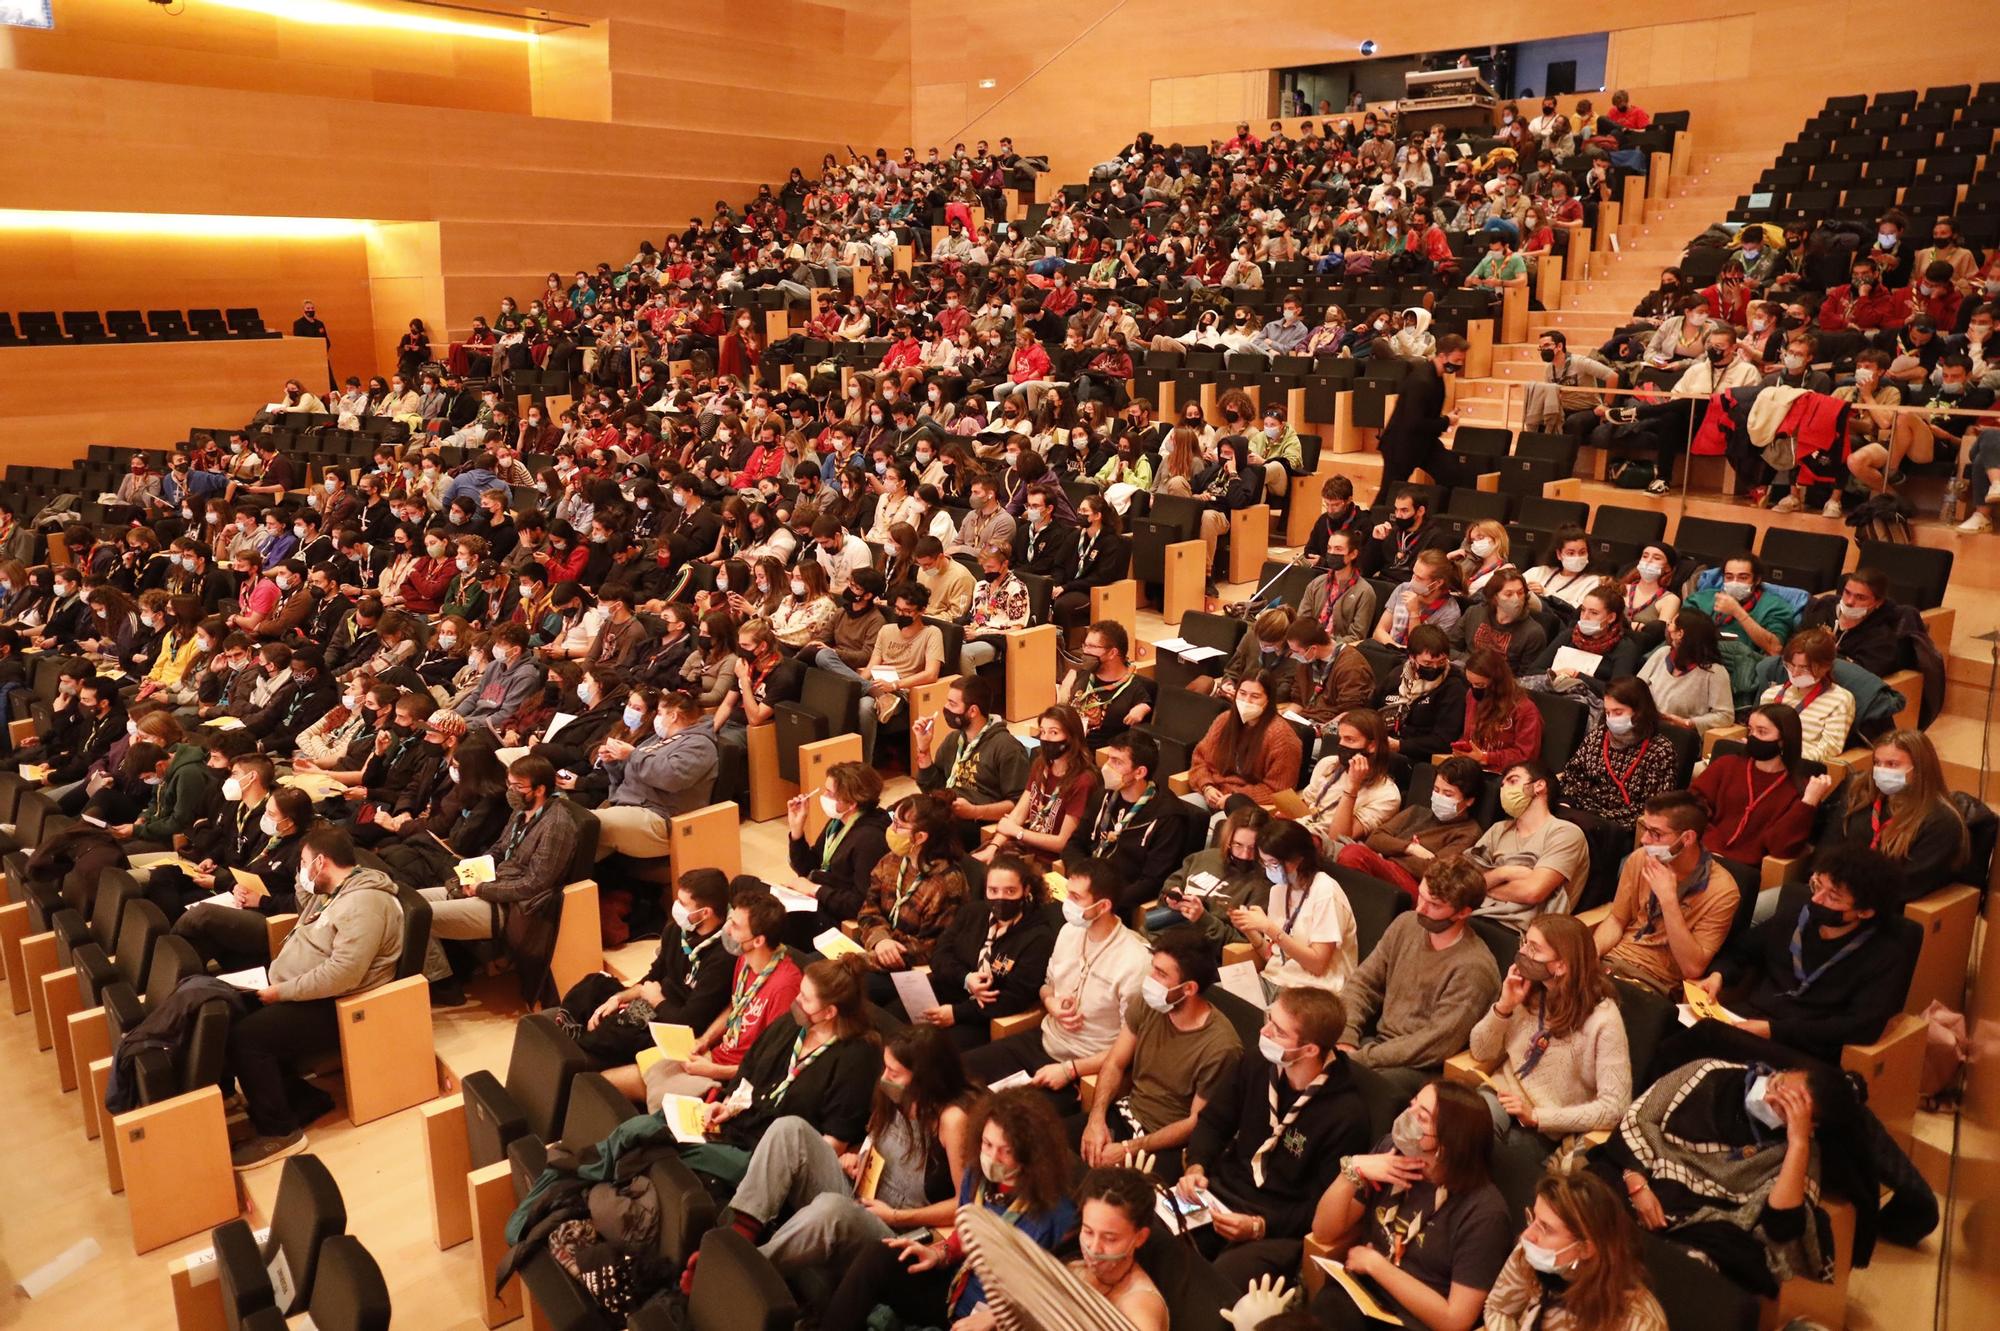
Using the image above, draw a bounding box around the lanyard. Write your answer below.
[502,801,544,860]
[1868,797,1889,849]
[820,815,855,869]
[1626,583,1664,617]
[764,1030,835,1104]
[1600,731,1651,809]
[1075,533,1097,577]
[1783,678,1830,715]
[1318,573,1356,630]
[1092,784,1152,852]
[1252,1068,1328,1186]
[1515,1008,1554,1078]
[1784,905,1875,996]
[1280,876,1313,934]
[1729,762,1791,846]
[724,955,784,1042]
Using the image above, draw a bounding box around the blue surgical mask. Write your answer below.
[1605,713,1634,737]
[622,705,644,730]
[1871,766,1908,796]
[1263,863,1287,885]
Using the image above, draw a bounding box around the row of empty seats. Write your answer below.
[0,307,280,347]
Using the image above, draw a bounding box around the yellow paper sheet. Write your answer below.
[658,1093,711,1144]
[1311,1258,1399,1324]
[204,717,246,730]
[454,855,497,889]
[128,850,200,873]
[648,1022,697,1062]
[1681,980,1741,1026]
[17,763,51,783]
[857,1144,886,1201]
[232,867,269,901]
[281,772,347,801]
[814,928,864,958]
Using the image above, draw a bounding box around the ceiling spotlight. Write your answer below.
[1359,39,1377,55]
[978,78,997,89]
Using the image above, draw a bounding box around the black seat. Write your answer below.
[1154,610,1246,694]
[213,1218,276,1331]
[1758,527,1848,595]
[1590,504,1668,550]
[105,308,156,342]
[688,1227,798,1331]
[303,1235,390,1331]
[1445,486,1514,523]
[1856,540,1950,609]
[0,312,22,347]
[460,1012,590,1171]
[148,309,193,341]
[19,311,67,345]
[1130,686,1229,781]
[1528,690,1588,773]
[1672,516,1757,573]
[73,897,169,1009]
[1516,496,1589,532]
[1332,865,1412,960]
[62,311,110,344]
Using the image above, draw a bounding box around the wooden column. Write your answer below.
[469,1161,523,1327]
[112,1085,240,1253]
[1227,504,1269,585]
[745,721,794,822]
[1003,625,1059,722]
[335,975,437,1125]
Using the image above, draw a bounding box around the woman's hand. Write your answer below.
[1349,1152,1426,1189]
[922,1005,956,1028]
[1624,1172,1667,1229]
[1231,905,1275,936]
[888,1235,949,1272]
[1343,1244,1387,1278]
[1495,1090,1536,1127]
[873,937,907,969]
[1174,895,1207,923]
[587,992,627,1031]
[1497,964,1532,1014]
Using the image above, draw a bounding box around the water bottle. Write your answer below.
[1940,477,1965,524]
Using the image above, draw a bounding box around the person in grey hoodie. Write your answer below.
[593,688,720,860]
[460,621,543,733]
[227,826,404,1168]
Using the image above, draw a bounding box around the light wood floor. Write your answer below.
[0,542,1966,1330]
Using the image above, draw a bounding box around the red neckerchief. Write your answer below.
[1729,759,1793,847]
[1601,729,1652,808]
[1572,618,1624,655]
[1716,586,1762,627]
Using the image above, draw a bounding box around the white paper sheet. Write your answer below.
[890,968,941,1019]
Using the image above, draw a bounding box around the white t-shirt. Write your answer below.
[1041,922,1152,1063]
[1261,870,1359,994]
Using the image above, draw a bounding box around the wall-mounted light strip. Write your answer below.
[0,209,374,239]
[199,0,537,43]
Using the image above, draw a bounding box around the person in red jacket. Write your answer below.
[733,421,790,490]
[1690,702,1830,874]
[878,320,924,372]
[718,309,763,380]
[399,532,456,615]
[1819,257,1903,332]
[993,329,1052,409]
[1892,260,1963,332]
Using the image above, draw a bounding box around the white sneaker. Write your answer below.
[1771,493,1801,513]
[1985,482,2000,504]
[1822,498,1845,519]
[1957,511,1992,533]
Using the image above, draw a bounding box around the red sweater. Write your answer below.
[1462,691,1543,773]
[1691,754,1815,865]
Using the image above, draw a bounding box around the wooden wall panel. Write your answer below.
[0,227,375,383]
[0,339,332,464]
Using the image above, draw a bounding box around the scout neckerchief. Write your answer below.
[819,813,856,870]
[1252,1065,1329,1186]
[889,856,924,928]
[948,718,1002,789]
[722,953,784,1042]
[1515,1002,1554,1078]
[948,1176,1031,1307]
[1783,904,1875,997]
[1632,853,1716,940]
[1090,783,1152,854]
[1599,729,1653,809]
[763,1024,837,1104]
[1727,761,1792,846]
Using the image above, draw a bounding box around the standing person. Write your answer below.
[1378,337,1476,489]
[293,300,333,391]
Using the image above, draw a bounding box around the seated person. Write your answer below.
[226,827,405,1168]
[1378,625,1470,762]
[642,887,801,1110]
[1456,648,1543,774]
[1469,914,1631,1154]
[1829,729,1967,904]
[1199,606,1290,698]
[1069,733,1195,916]
[1066,1170,1170,1331]
[550,868,734,1082]
[1297,527,1379,644]
[1592,1059,1847,1297]
[908,853,1060,1049]
[1684,553,1795,707]
[913,675,1030,836]
[819,1089,1078,1331]
[1758,628,1857,764]
[719,1025,975,1281]
[1307,1079,1513,1331]
[1635,610,1737,732]
[846,582,947,763]
[958,540,1031,671]
[167,783,313,973]
[783,760,893,945]
[1523,526,1604,611]
[1337,756,1484,896]
[1337,857,1500,1080]
[1691,703,1828,891]
[415,756,578,1002]
[1177,985,1372,1276]
[855,792,971,999]
[1296,708,1403,851]
[1795,568,1903,681]
[1372,548,1463,649]
[1279,620,1376,742]
[1185,671,1302,815]
[1591,792,1739,993]
[1556,678,1680,827]
[976,705,1099,870]
[1483,1172,1667,1331]
[961,858,1151,1114]
[1235,818,1358,995]
[1076,925,1244,1174]
[1453,571,1548,674]
[589,688,722,861]
[1692,845,1914,1064]
[1468,761,1590,927]
[1152,804,1271,940]
[677,953,882,1188]
[1057,619,1155,747]
[1360,486,1451,583]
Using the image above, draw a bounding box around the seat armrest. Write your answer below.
[1700,724,1746,758]
[1221,941,1257,967]
[507,1133,549,1199]
[1443,1048,1490,1088]
[103,980,144,1037]
[989,1006,1043,1040]
[1760,854,1808,892]
[1168,771,1193,795]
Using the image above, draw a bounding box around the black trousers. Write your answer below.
[172,902,274,972]
[960,1027,1083,1119]
[820,1240,954,1331]
[228,997,341,1136]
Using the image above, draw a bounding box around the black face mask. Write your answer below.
[1804,899,1851,930]
[896,612,918,628]
[988,896,1025,922]
[942,708,968,730]
[1392,514,1415,530]
[1468,684,1489,700]
[1414,663,1446,681]
[1707,347,1727,364]
[1743,735,1782,762]
[1539,348,1556,363]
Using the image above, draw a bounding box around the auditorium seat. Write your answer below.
[19,310,68,345]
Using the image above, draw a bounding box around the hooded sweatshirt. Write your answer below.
[269,866,404,1002]
[133,742,215,842]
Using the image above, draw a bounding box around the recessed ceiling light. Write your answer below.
[978,79,997,89]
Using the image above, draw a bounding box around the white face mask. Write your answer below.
[1575,617,1603,637]
[789,578,807,597]
[1560,553,1590,574]
[1605,712,1634,736]
[1636,559,1665,583]
[1787,669,1816,691]
[1469,537,1496,559]
[654,712,672,739]
[1836,600,1867,623]
[1429,791,1460,821]
[1236,697,1264,723]
[223,776,244,803]
[1721,579,1753,601]
[1872,765,1908,795]
[819,793,843,819]
[1521,1235,1581,1276]
[1744,1074,1786,1130]
[1141,975,1177,1013]
[261,811,280,838]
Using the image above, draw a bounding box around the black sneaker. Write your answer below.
[231,1129,308,1171]
[429,978,470,1008]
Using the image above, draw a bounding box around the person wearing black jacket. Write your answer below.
[300,567,353,646]
[35,569,93,650]
[1049,495,1130,637]
[665,473,721,564]
[531,665,631,777]
[913,855,1061,1050]
[248,645,336,752]
[1067,733,1198,915]
[784,760,893,946]
[1796,570,1904,682]
[1377,338,1476,490]
[555,869,734,1069]
[1357,486,1450,581]
[373,740,512,889]
[33,674,126,790]
[1375,625,1470,763]
[1300,474,1369,573]
[689,954,885,1182]
[1014,485,1079,580]
[167,783,314,971]
[1178,985,1371,1278]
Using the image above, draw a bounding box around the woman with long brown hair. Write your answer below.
[1460,647,1542,774]
[1186,670,1303,813]
[1468,914,1630,1156]
[1484,1170,1665,1331]
[1307,1079,1511,1331]
[1836,728,1967,903]
[1152,424,1204,498]
[975,705,1099,867]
